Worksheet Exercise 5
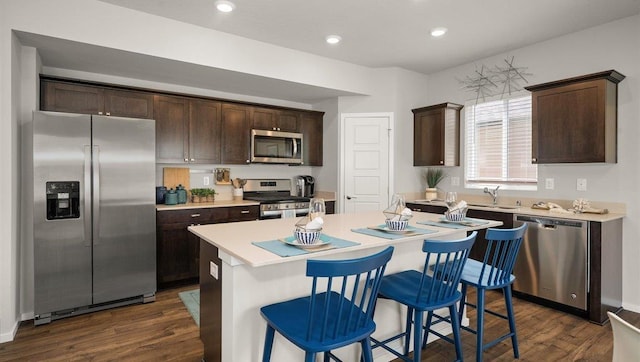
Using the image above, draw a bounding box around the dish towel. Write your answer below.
[351,225,436,240]
[252,234,359,257]
[417,217,490,229]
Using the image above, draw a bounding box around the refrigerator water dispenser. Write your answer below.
[46,181,80,220]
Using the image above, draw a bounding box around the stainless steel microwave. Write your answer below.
[251,129,303,164]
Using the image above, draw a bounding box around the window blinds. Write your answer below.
[465,94,537,188]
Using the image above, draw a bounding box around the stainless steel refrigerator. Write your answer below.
[33,111,156,325]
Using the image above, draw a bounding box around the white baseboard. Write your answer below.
[22,311,34,321]
[0,319,19,344]
[622,302,640,313]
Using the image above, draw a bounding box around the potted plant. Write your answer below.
[424,168,445,201]
[204,188,216,203]
[190,188,205,203]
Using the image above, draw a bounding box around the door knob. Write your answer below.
[346,196,357,200]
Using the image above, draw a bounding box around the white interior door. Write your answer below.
[341,113,393,213]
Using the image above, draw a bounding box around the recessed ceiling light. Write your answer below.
[430,27,448,38]
[215,0,235,13]
[326,35,342,45]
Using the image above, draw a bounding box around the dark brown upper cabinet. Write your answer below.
[251,107,299,132]
[221,103,252,164]
[153,95,221,164]
[41,78,153,119]
[525,70,625,164]
[40,76,324,166]
[413,102,462,166]
[299,111,324,166]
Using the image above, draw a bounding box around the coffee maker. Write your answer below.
[294,175,315,198]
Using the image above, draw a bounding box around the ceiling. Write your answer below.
[20,1,640,103]
[98,0,640,75]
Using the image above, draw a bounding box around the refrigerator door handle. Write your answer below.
[83,145,92,247]
[93,145,101,245]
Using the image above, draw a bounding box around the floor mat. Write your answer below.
[178,289,200,326]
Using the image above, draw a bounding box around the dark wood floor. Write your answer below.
[1,285,638,361]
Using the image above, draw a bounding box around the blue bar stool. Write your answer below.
[450,224,528,362]
[372,232,477,362]
[260,246,394,362]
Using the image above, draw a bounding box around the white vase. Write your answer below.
[425,188,438,201]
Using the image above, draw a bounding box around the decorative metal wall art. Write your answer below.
[459,56,532,102]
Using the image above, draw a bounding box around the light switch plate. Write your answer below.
[203,176,210,186]
[545,178,554,189]
[451,177,460,186]
[577,178,587,191]
[210,261,218,279]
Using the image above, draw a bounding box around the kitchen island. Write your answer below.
[189,211,501,361]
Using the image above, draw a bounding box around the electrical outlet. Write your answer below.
[577,178,587,191]
[210,261,218,279]
[545,178,554,190]
[203,176,210,186]
[451,177,460,186]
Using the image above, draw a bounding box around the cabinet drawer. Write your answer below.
[157,208,215,224]
[227,205,259,222]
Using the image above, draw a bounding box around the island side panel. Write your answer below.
[200,239,222,361]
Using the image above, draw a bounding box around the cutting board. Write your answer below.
[163,167,190,191]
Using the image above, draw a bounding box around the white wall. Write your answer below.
[423,15,640,311]
[0,0,431,341]
[2,0,639,344]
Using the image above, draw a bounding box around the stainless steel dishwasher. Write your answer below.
[512,214,588,311]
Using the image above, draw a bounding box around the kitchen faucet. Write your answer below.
[484,186,500,205]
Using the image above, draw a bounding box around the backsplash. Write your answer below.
[156,164,315,201]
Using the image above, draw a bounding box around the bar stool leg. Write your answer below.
[504,286,519,358]
[476,289,486,362]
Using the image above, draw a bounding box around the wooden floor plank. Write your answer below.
[1,285,639,361]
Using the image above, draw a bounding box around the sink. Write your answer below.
[467,203,520,210]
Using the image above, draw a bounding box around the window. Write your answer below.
[464,93,537,190]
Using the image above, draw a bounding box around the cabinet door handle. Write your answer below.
[98,111,103,115]
[184,158,189,162]
[439,160,444,164]
[246,160,250,163]
[190,158,195,162]
[106,112,111,116]
[240,210,250,214]
[191,213,201,218]
[532,157,537,163]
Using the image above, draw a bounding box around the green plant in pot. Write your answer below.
[424,168,445,201]
[191,188,216,203]
[204,188,216,202]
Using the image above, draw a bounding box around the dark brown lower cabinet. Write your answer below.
[325,200,335,214]
[156,205,258,289]
[465,209,514,261]
[406,202,513,262]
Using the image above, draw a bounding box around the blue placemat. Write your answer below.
[418,217,490,229]
[351,225,436,240]
[252,234,360,257]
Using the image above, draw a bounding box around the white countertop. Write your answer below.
[409,200,625,223]
[188,210,502,268]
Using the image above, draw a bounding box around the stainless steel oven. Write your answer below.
[251,129,303,164]
[243,178,309,219]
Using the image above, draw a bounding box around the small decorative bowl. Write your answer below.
[444,209,467,222]
[294,228,321,244]
[385,219,408,231]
